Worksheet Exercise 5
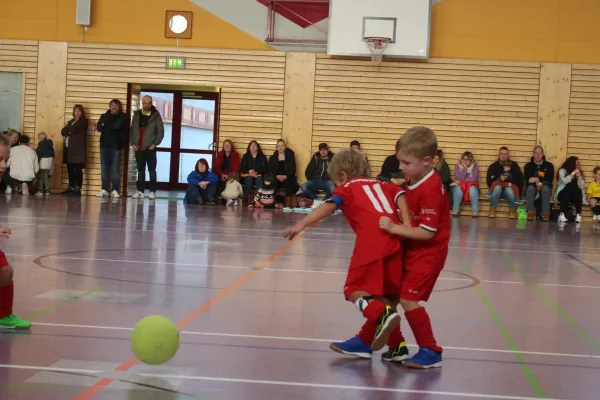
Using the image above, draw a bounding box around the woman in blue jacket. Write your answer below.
[184,158,219,205]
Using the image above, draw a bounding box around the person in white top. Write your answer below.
[6,135,38,195]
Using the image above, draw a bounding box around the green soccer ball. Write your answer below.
[130,315,180,365]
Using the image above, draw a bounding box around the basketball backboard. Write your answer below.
[327,0,432,60]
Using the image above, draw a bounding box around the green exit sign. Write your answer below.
[166,56,186,69]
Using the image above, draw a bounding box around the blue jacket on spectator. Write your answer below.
[184,158,219,205]
[187,169,218,186]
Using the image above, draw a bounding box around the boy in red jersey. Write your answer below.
[379,126,450,368]
[284,148,411,358]
[0,133,31,329]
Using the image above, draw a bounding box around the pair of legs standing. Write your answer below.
[65,163,84,194]
[134,149,157,199]
[100,147,121,195]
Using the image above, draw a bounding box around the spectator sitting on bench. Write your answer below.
[555,156,585,224]
[523,145,554,221]
[300,143,335,201]
[486,146,524,219]
[350,140,368,166]
[433,149,452,209]
[213,139,240,197]
[588,166,600,222]
[451,151,480,217]
[268,139,299,207]
[240,140,268,203]
[377,144,405,187]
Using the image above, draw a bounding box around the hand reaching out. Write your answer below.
[283,224,304,240]
[379,216,395,233]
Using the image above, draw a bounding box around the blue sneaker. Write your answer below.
[329,337,372,359]
[403,347,442,369]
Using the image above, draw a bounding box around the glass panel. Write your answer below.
[180,99,215,150]
[146,151,171,183]
[140,91,174,149]
[178,153,213,184]
[0,72,23,132]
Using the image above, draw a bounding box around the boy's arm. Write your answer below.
[380,217,435,240]
[395,193,411,226]
[283,202,336,240]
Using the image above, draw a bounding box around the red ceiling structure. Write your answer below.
[257,0,330,44]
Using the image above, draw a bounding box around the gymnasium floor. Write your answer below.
[1,195,599,400]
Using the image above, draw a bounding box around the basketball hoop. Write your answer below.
[364,36,391,63]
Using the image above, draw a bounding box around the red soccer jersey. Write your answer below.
[404,169,451,273]
[329,178,404,266]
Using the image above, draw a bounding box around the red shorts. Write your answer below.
[400,270,440,302]
[0,250,7,269]
[344,249,403,298]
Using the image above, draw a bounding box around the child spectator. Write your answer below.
[284,149,411,359]
[6,135,38,195]
[221,171,244,206]
[587,166,600,221]
[379,126,450,368]
[249,173,282,209]
[35,132,54,197]
[184,158,219,205]
[0,133,32,328]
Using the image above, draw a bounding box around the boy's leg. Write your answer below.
[399,269,443,368]
[0,252,31,329]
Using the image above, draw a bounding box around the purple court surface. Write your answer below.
[1,195,600,400]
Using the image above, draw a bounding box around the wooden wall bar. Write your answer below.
[64,42,285,194]
[312,55,541,189]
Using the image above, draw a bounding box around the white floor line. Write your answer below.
[0,364,565,400]
[31,322,600,360]
[7,220,600,254]
[8,253,600,289]
[0,213,595,250]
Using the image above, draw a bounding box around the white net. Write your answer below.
[364,37,391,63]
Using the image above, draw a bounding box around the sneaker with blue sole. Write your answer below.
[403,347,442,369]
[329,337,373,359]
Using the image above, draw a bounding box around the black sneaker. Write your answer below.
[197,197,205,205]
[206,197,216,205]
[382,342,410,362]
[370,305,400,351]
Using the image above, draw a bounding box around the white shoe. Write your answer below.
[22,183,29,195]
[593,215,598,221]
[226,199,234,206]
[558,213,568,223]
[111,190,120,198]
[96,189,109,197]
[132,191,144,199]
[575,214,582,223]
[5,186,11,195]
[149,192,156,200]
[35,191,44,197]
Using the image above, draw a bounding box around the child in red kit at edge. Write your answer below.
[0,133,31,329]
[379,126,450,368]
[284,148,412,359]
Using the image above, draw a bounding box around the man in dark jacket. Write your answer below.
[377,153,406,187]
[97,99,127,197]
[300,143,335,200]
[523,145,554,221]
[486,146,524,218]
[129,95,164,200]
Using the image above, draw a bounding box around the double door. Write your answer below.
[138,89,220,190]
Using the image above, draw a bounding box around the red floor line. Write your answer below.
[72,227,309,400]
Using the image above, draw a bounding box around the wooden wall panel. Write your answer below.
[312,56,541,191]
[569,65,600,181]
[0,40,38,141]
[65,43,286,194]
